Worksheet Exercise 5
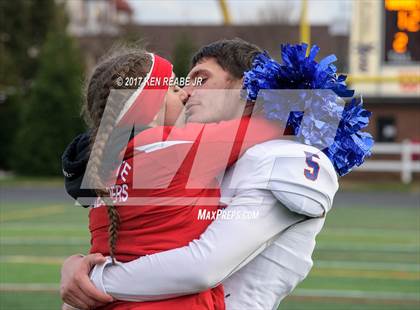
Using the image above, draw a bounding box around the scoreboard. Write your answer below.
[350,0,419,96]
[384,0,420,63]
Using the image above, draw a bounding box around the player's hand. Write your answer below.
[60,253,114,309]
[62,303,79,310]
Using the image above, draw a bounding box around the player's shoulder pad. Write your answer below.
[227,140,339,214]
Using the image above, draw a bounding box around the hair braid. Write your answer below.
[83,48,152,263]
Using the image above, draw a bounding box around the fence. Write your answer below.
[356,140,420,184]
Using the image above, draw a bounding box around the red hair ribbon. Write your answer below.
[117,54,173,127]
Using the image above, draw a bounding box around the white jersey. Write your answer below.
[90,140,338,309]
[220,139,337,216]
[220,140,337,309]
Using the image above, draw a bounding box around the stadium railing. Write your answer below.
[355,140,420,183]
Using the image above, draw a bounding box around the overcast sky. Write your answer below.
[127,0,352,27]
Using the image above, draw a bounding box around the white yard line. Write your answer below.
[0,205,67,222]
[292,289,420,301]
[315,260,420,272]
[0,223,87,229]
[1,238,417,252]
[0,238,88,245]
[316,243,419,252]
[0,255,66,264]
[0,283,59,292]
[0,254,418,274]
[1,283,418,302]
[323,227,419,235]
[2,255,418,273]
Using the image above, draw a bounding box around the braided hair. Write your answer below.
[83,47,152,263]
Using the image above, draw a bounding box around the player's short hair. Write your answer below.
[191,38,262,79]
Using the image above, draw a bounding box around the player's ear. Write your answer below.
[226,74,243,89]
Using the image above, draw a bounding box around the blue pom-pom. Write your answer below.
[323,97,374,176]
[243,51,282,101]
[277,43,355,96]
[243,43,374,176]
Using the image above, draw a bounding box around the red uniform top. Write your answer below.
[89,116,282,310]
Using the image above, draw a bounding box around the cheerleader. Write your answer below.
[61,48,283,310]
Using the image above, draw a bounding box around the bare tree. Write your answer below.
[257,1,298,25]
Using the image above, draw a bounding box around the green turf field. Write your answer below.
[0,200,419,309]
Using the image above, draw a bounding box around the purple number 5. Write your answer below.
[304,152,320,181]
